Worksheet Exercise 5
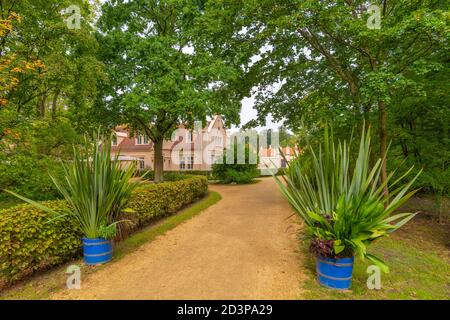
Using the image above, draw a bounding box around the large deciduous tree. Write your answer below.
[97,0,242,182]
[203,0,448,197]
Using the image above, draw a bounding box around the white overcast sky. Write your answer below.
[232,95,283,133]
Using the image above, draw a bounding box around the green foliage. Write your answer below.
[203,1,449,197]
[0,175,208,287]
[0,0,105,204]
[278,126,296,148]
[0,0,104,120]
[0,118,81,203]
[275,126,421,272]
[5,133,140,240]
[301,226,450,299]
[138,170,213,181]
[212,144,259,184]
[0,190,221,300]
[222,169,258,184]
[128,175,208,227]
[0,154,64,202]
[0,200,82,287]
[96,0,242,181]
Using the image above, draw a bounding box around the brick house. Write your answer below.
[111,115,227,171]
[259,146,299,171]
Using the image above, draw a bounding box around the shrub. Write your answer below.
[213,165,259,184]
[127,175,208,226]
[212,144,259,184]
[275,126,420,272]
[0,201,82,287]
[0,118,81,203]
[0,175,208,288]
[6,133,140,240]
[139,170,213,181]
[224,169,258,184]
[0,154,64,202]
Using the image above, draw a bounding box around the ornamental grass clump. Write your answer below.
[275,126,421,272]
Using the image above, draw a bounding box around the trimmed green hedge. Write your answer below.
[139,170,213,181]
[127,176,208,226]
[0,175,208,288]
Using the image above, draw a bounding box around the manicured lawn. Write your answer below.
[0,191,222,300]
[300,216,449,300]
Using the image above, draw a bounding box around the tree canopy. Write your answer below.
[0,0,104,200]
[198,0,449,196]
[96,0,243,181]
[0,0,448,200]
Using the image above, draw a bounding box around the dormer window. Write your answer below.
[136,134,149,145]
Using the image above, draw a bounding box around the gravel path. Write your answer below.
[53,178,305,300]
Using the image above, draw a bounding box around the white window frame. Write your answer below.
[187,156,194,170]
[186,131,193,143]
[139,157,145,170]
[136,134,149,145]
[179,158,186,170]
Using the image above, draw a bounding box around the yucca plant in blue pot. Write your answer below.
[5,131,139,265]
[275,126,421,290]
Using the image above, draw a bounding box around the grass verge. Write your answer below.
[0,191,222,300]
[300,217,450,300]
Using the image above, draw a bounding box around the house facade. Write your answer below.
[258,146,299,172]
[111,115,227,171]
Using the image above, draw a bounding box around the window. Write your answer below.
[214,136,223,146]
[112,135,118,146]
[139,157,145,170]
[136,134,149,145]
[179,156,186,170]
[187,156,194,170]
[186,131,193,143]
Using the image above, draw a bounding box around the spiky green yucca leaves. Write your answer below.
[5,132,140,239]
[275,127,421,272]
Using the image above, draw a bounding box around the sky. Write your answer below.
[231,96,283,133]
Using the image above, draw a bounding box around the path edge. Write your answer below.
[0,191,222,300]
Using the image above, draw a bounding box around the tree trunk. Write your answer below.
[38,95,47,117]
[51,89,60,120]
[378,100,389,200]
[153,139,164,183]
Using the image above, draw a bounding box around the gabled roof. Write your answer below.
[111,136,153,152]
[207,115,219,132]
[111,117,226,153]
[260,146,298,157]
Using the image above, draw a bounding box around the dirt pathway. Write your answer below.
[53,178,305,300]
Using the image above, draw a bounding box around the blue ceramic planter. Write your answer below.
[82,238,113,265]
[316,256,354,290]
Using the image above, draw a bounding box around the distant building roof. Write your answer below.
[260,146,298,157]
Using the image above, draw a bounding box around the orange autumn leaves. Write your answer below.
[0,12,45,107]
[0,12,21,36]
